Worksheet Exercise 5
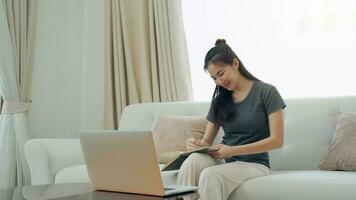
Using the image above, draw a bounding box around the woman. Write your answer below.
[177,39,286,200]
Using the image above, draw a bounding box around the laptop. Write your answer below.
[79,130,198,197]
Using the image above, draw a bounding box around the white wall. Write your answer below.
[29,0,105,138]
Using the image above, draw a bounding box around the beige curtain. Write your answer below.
[104,0,193,129]
[0,0,37,187]
[4,0,37,101]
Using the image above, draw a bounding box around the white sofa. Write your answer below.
[25,96,356,200]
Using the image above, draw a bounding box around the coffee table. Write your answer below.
[0,183,199,200]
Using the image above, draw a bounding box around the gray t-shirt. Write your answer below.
[207,81,286,168]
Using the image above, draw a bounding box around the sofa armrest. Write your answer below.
[25,139,84,185]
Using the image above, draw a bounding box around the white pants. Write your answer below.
[177,153,271,200]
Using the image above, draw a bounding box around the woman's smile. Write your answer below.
[222,81,231,88]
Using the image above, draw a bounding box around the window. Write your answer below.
[182,0,356,101]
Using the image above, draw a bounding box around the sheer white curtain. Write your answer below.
[0,0,36,188]
[182,0,356,101]
[0,11,30,187]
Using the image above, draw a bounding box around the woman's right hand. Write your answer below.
[185,138,210,151]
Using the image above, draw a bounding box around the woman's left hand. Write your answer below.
[208,144,235,159]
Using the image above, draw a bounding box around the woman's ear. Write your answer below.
[233,58,239,70]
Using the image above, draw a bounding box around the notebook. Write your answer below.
[161,146,219,171]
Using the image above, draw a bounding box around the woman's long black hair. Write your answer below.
[204,39,260,125]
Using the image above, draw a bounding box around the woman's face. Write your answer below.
[207,59,240,91]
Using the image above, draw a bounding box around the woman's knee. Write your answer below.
[199,166,221,184]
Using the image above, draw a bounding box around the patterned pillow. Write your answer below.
[151,116,207,163]
[319,112,356,171]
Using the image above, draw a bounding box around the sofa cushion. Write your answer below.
[159,164,179,185]
[152,116,207,163]
[231,170,356,200]
[319,112,356,171]
[55,165,89,184]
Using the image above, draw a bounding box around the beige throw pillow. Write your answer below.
[319,112,356,171]
[152,116,208,163]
